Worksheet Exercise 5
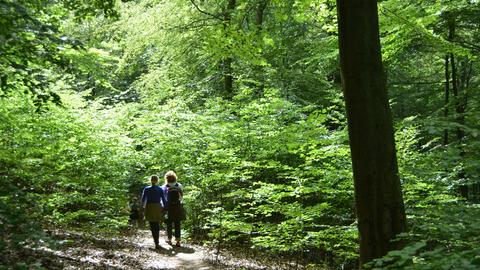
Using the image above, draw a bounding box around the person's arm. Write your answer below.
[178,183,184,202]
[141,187,147,208]
[160,188,167,209]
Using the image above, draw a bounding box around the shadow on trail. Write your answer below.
[26,228,283,269]
[32,229,226,269]
[148,247,177,256]
[172,246,196,254]
[48,230,140,250]
[149,245,198,260]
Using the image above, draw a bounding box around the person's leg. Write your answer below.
[153,222,160,247]
[174,220,181,246]
[149,221,155,239]
[149,222,160,248]
[139,210,145,228]
[166,219,173,244]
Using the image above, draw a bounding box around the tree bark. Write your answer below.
[446,18,469,199]
[451,54,472,199]
[223,0,236,99]
[256,0,268,31]
[443,55,450,145]
[223,57,233,97]
[450,53,464,140]
[336,0,407,266]
[459,60,472,132]
[255,0,268,96]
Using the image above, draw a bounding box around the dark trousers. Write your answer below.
[166,219,181,240]
[149,221,160,244]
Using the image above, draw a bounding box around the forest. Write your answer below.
[1,0,479,269]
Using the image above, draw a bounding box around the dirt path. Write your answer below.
[31,229,225,270]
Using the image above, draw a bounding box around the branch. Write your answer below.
[179,18,221,30]
[389,81,444,86]
[189,0,223,20]
[454,40,480,52]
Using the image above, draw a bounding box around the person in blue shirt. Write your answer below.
[141,175,166,249]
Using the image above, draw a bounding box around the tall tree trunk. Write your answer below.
[446,18,469,199]
[223,0,236,99]
[459,60,473,199]
[223,57,233,98]
[254,0,268,96]
[336,0,407,266]
[454,57,470,141]
[450,53,469,198]
[444,55,450,145]
[450,53,464,140]
[256,0,267,31]
[459,60,472,119]
[446,19,465,141]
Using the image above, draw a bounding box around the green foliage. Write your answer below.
[1,0,479,268]
[0,91,135,265]
[114,88,358,266]
[365,121,480,269]
[0,0,119,107]
[381,0,480,204]
[367,203,480,270]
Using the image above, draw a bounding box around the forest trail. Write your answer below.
[16,228,292,270]
[30,229,227,270]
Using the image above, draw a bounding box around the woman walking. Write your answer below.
[141,175,166,249]
[162,171,184,247]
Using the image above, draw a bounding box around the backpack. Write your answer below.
[166,183,182,205]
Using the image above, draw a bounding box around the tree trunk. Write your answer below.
[336,0,407,266]
[459,60,472,119]
[450,53,469,198]
[223,0,236,99]
[256,0,267,31]
[454,57,470,142]
[445,18,469,199]
[450,53,465,140]
[443,55,450,145]
[255,0,268,96]
[223,57,233,97]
